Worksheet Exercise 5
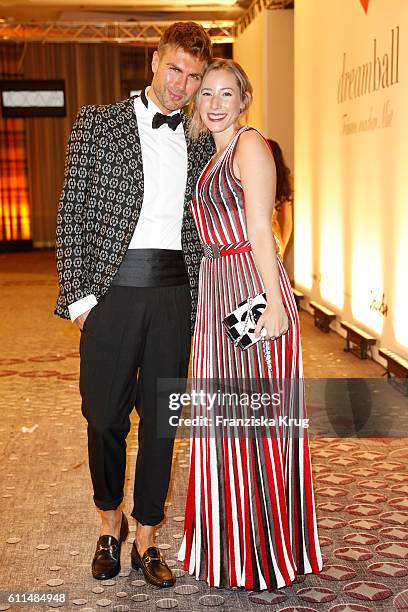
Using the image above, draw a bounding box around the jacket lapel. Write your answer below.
[122,96,144,218]
[182,112,195,208]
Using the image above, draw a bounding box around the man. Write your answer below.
[55,22,213,588]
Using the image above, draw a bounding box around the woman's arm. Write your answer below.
[234,130,289,340]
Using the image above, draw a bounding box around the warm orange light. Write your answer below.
[318,150,344,310]
[350,166,384,335]
[393,179,408,348]
[294,190,313,290]
[0,116,31,241]
[19,201,31,240]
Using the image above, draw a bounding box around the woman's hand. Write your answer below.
[254,302,289,341]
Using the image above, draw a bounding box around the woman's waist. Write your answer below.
[201,240,251,259]
[200,237,282,264]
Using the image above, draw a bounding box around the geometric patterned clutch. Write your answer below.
[222,293,267,350]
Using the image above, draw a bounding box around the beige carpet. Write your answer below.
[0,251,407,612]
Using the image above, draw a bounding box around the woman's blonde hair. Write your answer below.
[189,59,253,139]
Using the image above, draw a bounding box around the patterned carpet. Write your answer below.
[0,251,407,612]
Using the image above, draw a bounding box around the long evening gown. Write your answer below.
[178,126,322,591]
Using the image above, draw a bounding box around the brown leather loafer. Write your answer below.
[131,543,175,587]
[91,513,129,580]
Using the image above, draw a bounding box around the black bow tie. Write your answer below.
[152,112,182,131]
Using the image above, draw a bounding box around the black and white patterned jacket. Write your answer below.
[54,96,214,333]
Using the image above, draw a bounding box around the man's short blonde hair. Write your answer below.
[158,22,212,65]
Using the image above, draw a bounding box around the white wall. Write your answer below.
[295,0,408,358]
[264,10,294,173]
[234,9,294,167]
[234,9,294,275]
[233,11,266,134]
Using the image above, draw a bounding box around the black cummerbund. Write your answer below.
[111,249,189,287]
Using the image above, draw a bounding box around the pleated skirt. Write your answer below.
[177,250,322,591]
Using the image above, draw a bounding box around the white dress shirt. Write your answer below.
[68,88,188,322]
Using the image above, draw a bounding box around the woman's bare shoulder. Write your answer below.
[236,128,272,159]
[235,127,274,172]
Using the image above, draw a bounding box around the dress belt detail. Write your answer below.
[202,241,252,259]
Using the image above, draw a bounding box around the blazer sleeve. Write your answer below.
[55,105,96,317]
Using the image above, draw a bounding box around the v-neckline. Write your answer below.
[202,126,247,181]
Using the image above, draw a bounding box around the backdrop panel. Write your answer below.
[295,0,407,357]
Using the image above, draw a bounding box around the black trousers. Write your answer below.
[79,284,191,525]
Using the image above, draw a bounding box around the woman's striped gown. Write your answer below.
[177,126,322,591]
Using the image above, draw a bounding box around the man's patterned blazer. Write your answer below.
[54,96,215,334]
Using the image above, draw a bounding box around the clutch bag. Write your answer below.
[222,293,267,351]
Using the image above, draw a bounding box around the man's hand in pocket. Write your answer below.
[75,308,92,331]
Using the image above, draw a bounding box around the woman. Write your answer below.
[177,59,322,591]
[267,139,293,258]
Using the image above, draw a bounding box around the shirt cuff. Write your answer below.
[68,295,98,322]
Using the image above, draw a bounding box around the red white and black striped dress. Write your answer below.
[178,126,322,591]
